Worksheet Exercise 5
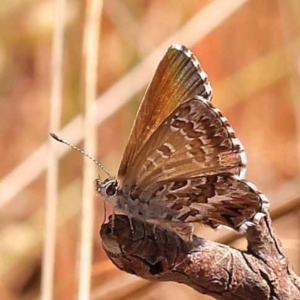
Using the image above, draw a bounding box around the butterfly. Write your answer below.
[52,44,269,241]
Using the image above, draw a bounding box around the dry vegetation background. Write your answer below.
[0,0,300,299]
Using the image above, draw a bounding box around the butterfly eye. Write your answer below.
[105,181,118,196]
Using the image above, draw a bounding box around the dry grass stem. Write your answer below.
[41,1,66,300]
[78,0,103,299]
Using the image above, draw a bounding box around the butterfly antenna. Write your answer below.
[50,133,111,177]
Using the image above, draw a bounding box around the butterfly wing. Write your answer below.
[138,174,269,235]
[118,44,212,180]
[115,45,267,238]
[122,96,246,190]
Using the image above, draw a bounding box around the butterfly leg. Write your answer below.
[151,222,159,241]
[124,204,135,236]
[145,220,165,241]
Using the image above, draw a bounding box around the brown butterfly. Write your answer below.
[52,44,269,241]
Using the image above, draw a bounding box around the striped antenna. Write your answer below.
[50,133,111,177]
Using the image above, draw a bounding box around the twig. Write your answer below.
[101,213,300,300]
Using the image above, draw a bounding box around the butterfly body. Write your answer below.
[83,44,269,240]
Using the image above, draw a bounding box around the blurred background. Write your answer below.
[0,0,300,299]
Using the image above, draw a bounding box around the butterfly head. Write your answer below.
[95,177,119,198]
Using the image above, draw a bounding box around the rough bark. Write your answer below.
[100,213,300,300]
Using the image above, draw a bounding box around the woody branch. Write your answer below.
[100,213,300,300]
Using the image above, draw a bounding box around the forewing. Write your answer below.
[144,174,269,232]
[122,96,246,189]
[118,44,212,180]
